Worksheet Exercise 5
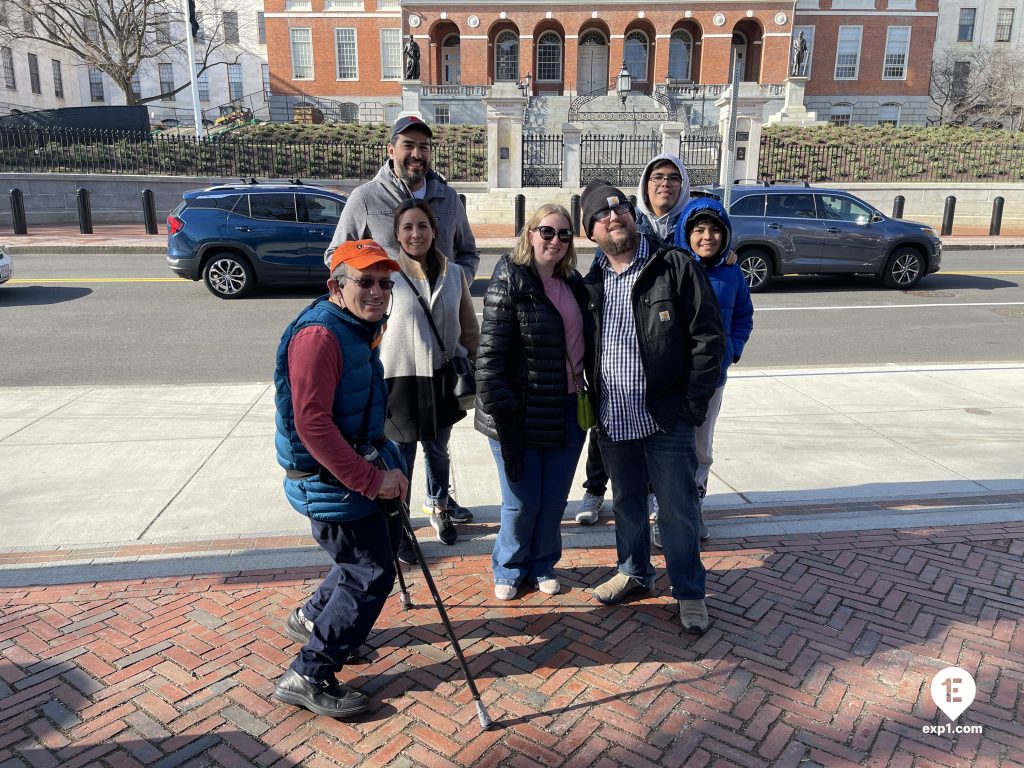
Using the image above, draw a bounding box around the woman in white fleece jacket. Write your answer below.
[380,198,479,547]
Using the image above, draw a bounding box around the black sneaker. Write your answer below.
[285,608,313,645]
[272,669,368,718]
[429,507,458,545]
[397,537,419,565]
[445,497,474,524]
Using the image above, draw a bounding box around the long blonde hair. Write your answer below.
[509,203,577,279]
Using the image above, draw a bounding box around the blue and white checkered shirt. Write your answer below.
[596,236,659,441]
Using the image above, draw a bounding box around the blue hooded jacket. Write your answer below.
[673,198,754,387]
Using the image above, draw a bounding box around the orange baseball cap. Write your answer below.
[329,240,401,274]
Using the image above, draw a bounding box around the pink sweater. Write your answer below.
[542,275,585,394]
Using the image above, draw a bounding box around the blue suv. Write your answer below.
[694,183,942,291]
[166,182,347,298]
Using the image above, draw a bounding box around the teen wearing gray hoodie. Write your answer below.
[634,153,691,246]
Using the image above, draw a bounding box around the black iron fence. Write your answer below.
[760,136,1024,183]
[522,133,563,187]
[581,133,661,187]
[0,128,487,182]
[679,132,722,187]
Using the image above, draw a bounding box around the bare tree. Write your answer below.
[984,48,1024,132]
[928,45,992,127]
[0,0,239,105]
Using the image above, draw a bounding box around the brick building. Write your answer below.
[262,0,945,126]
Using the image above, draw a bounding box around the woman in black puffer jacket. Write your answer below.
[475,203,593,601]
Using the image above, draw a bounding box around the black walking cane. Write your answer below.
[371,449,494,730]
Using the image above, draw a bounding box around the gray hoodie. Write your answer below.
[634,153,691,245]
[325,162,480,281]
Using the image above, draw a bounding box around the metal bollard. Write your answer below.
[940,195,956,237]
[76,188,93,235]
[141,189,158,235]
[990,196,1004,237]
[514,194,526,236]
[892,195,905,219]
[10,188,28,235]
[570,194,581,236]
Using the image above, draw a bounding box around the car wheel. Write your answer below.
[739,250,772,292]
[202,253,255,299]
[883,247,925,290]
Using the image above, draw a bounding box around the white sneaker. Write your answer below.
[651,521,662,549]
[575,492,604,525]
[537,578,560,595]
[648,493,659,522]
[495,584,517,600]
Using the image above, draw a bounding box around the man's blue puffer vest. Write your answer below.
[274,295,403,522]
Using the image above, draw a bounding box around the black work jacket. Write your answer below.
[582,238,726,431]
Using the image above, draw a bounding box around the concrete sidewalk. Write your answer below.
[1,362,1022,580]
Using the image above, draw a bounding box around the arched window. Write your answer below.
[828,103,853,126]
[668,30,692,82]
[624,31,649,82]
[536,31,562,82]
[495,30,519,82]
[878,103,901,126]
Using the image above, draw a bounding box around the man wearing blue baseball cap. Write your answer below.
[325,115,479,282]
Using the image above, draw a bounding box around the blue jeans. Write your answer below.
[598,419,706,600]
[397,425,453,507]
[489,395,585,587]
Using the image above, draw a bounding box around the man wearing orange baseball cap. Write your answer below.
[272,239,407,718]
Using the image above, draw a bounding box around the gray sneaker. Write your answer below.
[592,572,651,605]
[575,492,604,525]
[678,599,710,634]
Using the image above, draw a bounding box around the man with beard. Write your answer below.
[578,179,725,634]
[326,116,479,281]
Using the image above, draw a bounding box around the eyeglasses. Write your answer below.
[344,276,395,291]
[649,174,683,186]
[592,202,633,223]
[532,226,573,244]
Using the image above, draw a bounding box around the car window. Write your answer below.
[188,194,241,212]
[766,193,817,219]
[730,194,765,217]
[818,194,873,224]
[246,194,297,222]
[302,195,343,225]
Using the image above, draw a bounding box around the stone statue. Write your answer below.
[404,35,421,80]
[791,31,808,77]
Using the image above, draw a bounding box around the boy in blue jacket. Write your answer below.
[653,199,753,544]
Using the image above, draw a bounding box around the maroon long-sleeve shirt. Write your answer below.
[287,325,384,499]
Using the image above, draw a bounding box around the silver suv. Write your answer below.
[696,183,942,291]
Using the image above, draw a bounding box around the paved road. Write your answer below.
[2,249,1023,386]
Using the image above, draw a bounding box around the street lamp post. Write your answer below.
[616,62,632,105]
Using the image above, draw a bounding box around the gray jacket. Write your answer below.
[325,162,480,281]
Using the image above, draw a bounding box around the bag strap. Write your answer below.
[398,270,449,363]
[565,350,586,394]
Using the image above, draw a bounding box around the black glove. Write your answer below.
[500,441,525,483]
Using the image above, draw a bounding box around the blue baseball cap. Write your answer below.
[391,115,433,142]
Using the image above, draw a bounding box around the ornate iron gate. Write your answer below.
[522,133,563,187]
[580,133,661,187]
[679,132,722,187]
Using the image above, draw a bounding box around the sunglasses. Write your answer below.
[592,202,633,222]
[344,276,395,290]
[532,226,573,244]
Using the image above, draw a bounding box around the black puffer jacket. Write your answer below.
[474,255,593,450]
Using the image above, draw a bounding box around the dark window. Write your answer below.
[22,7,32,32]
[51,59,63,99]
[257,12,266,44]
[766,193,816,219]
[159,63,174,101]
[958,8,976,42]
[223,11,239,44]
[89,68,104,101]
[246,194,297,221]
[301,195,343,224]
[730,194,765,217]
[27,53,40,94]
[155,19,171,44]
[189,194,241,211]
[2,47,16,90]
[952,61,970,99]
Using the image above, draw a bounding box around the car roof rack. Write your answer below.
[768,179,811,187]
[732,178,770,186]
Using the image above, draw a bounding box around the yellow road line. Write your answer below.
[8,277,188,283]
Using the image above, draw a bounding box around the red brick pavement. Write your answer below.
[1,523,1023,768]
